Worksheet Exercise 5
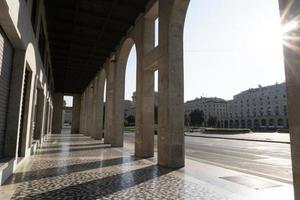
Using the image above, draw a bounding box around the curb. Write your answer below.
[184,134,290,144]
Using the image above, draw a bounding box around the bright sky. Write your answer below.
[64,96,73,107]
[124,0,285,102]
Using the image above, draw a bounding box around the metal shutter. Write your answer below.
[0,28,13,156]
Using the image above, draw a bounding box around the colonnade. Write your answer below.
[50,0,300,198]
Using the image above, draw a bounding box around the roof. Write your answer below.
[44,0,148,93]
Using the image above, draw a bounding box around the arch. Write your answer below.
[254,119,260,129]
[24,43,37,73]
[269,119,274,126]
[277,118,284,127]
[234,120,240,128]
[224,120,228,128]
[241,120,246,128]
[247,119,252,128]
[110,37,137,147]
[261,119,267,126]
[229,120,234,128]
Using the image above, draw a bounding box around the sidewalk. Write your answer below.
[185,132,290,144]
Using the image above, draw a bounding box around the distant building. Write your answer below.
[225,82,288,129]
[63,107,72,125]
[124,100,134,118]
[184,82,288,129]
[131,91,158,107]
[185,97,227,126]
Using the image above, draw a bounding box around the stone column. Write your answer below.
[20,71,35,156]
[52,93,63,134]
[94,70,106,140]
[33,89,46,140]
[111,58,126,147]
[90,79,100,139]
[4,50,26,157]
[135,18,155,158]
[79,93,86,134]
[279,1,300,199]
[44,100,49,136]
[83,91,89,135]
[71,94,81,134]
[104,60,116,144]
[87,86,95,137]
[157,0,189,168]
[49,104,53,133]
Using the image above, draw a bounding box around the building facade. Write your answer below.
[185,97,227,126]
[225,83,288,129]
[0,0,54,165]
[184,83,288,129]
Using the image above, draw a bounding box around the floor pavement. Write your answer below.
[0,133,294,200]
[185,132,290,144]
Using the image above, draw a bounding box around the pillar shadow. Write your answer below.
[36,145,111,155]
[40,143,105,149]
[4,156,139,185]
[16,165,173,200]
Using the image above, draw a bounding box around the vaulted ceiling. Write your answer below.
[44,0,148,93]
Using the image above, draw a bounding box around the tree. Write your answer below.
[207,116,217,127]
[154,105,158,124]
[189,109,204,126]
[126,115,135,125]
[184,114,190,126]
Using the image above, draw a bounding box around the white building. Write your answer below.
[185,97,227,126]
[225,82,288,129]
[184,83,288,129]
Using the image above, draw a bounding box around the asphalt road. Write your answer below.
[124,132,292,184]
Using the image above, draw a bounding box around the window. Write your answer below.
[38,23,45,63]
[31,0,38,33]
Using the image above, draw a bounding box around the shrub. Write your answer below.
[204,128,251,133]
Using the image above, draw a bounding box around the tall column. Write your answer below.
[52,93,63,134]
[44,100,50,136]
[86,86,94,137]
[83,91,89,135]
[4,50,26,157]
[33,89,46,141]
[20,70,35,156]
[279,1,300,199]
[157,0,189,168]
[71,94,81,134]
[104,60,116,144]
[90,79,99,139]
[79,93,86,134]
[135,18,155,158]
[94,70,106,140]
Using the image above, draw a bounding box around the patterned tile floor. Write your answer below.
[0,133,294,200]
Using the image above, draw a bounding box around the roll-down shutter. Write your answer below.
[0,27,13,155]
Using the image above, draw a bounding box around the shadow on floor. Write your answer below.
[5,156,140,185]
[36,145,111,155]
[40,143,106,149]
[12,165,173,200]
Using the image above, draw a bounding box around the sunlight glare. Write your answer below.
[281,20,298,33]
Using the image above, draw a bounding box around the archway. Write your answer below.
[254,119,260,129]
[109,38,136,147]
[277,118,284,127]
[247,119,252,129]
[269,118,275,127]
[124,43,137,147]
[261,119,267,127]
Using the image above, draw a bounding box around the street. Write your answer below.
[124,132,292,184]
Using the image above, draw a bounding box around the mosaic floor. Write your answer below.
[0,134,293,200]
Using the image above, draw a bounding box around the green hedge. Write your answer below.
[204,128,251,133]
[124,126,135,132]
[277,129,289,133]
